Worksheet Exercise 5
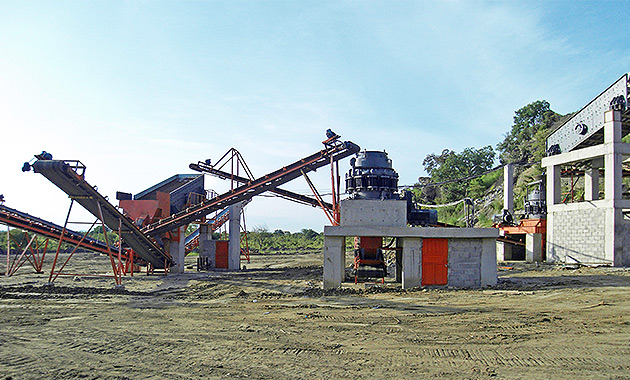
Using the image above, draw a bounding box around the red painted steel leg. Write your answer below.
[48,200,74,284]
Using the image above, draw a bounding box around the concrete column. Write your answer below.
[584,161,600,201]
[605,208,623,265]
[603,110,623,265]
[604,110,622,144]
[546,211,557,263]
[198,224,215,269]
[395,238,403,283]
[525,233,543,263]
[481,238,498,286]
[401,238,421,289]
[547,165,561,205]
[323,236,345,289]
[604,150,623,202]
[503,164,514,214]
[496,240,513,261]
[228,202,242,270]
[169,226,186,274]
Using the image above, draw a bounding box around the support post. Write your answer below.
[496,238,513,261]
[395,238,403,283]
[228,202,242,270]
[547,164,561,206]
[503,164,514,214]
[525,233,543,263]
[584,159,601,201]
[5,225,9,277]
[169,226,186,274]
[401,238,421,289]
[481,237,498,286]
[198,224,215,269]
[323,236,345,289]
[603,110,624,265]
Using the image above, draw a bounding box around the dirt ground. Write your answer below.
[1,251,630,380]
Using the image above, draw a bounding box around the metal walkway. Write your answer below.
[31,160,172,268]
[142,140,360,236]
[0,204,115,256]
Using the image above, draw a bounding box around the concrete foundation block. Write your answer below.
[323,236,345,289]
[525,233,542,263]
[340,199,406,227]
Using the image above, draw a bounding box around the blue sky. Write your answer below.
[1,1,629,232]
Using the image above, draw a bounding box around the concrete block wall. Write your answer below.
[618,218,630,266]
[447,239,482,288]
[549,208,606,264]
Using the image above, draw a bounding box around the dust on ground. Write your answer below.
[1,251,629,380]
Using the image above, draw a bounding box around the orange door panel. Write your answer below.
[422,238,448,285]
[215,241,229,269]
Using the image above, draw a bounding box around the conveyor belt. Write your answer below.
[0,204,115,256]
[143,140,360,236]
[31,160,172,268]
[189,163,333,210]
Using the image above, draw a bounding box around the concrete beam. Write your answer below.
[324,226,498,239]
[541,142,630,168]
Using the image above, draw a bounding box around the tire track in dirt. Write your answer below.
[415,346,630,371]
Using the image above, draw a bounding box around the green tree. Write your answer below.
[423,146,496,202]
[497,100,560,164]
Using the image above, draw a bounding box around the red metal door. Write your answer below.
[215,241,229,269]
[422,238,448,285]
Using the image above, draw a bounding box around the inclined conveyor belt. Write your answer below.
[0,204,115,256]
[189,163,333,210]
[143,140,360,236]
[31,160,172,268]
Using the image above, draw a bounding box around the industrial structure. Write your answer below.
[13,134,359,283]
[323,150,498,289]
[4,73,629,288]
[542,73,630,266]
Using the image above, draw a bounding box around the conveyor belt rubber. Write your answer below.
[31,160,172,268]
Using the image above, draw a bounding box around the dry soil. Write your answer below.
[1,251,630,380]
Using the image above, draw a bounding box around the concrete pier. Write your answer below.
[228,202,243,270]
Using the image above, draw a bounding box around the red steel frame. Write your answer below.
[46,199,137,286]
[4,230,44,276]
